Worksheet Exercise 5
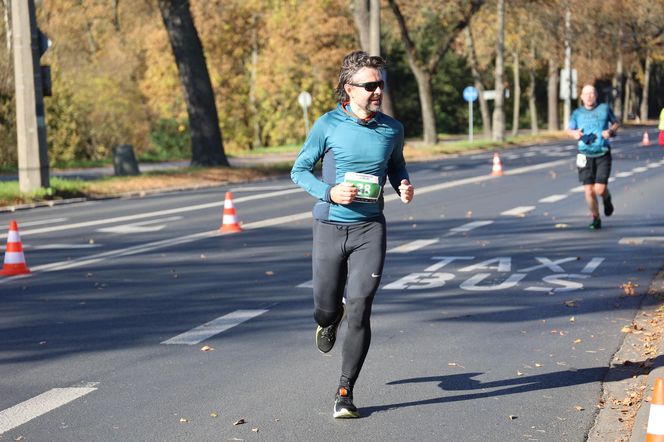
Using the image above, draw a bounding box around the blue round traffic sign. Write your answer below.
[463,86,478,102]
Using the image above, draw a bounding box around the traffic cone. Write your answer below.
[645,378,664,442]
[491,152,503,176]
[1,220,31,276]
[219,191,242,233]
[642,130,651,146]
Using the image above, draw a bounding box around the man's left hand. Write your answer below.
[399,179,414,204]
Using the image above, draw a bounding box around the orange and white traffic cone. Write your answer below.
[645,378,664,442]
[491,152,503,176]
[1,220,31,276]
[642,130,652,146]
[219,191,242,233]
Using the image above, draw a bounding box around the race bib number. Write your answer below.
[576,153,587,168]
[344,172,380,203]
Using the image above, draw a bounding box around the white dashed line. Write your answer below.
[501,206,535,217]
[388,238,440,253]
[615,171,633,178]
[0,383,98,435]
[161,309,269,345]
[632,167,648,173]
[539,194,568,203]
[446,220,494,235]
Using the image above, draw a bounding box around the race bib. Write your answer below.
[344,172,380,203]
[576,153,587,168]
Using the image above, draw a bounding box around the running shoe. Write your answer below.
[333,386,359,418]
[603,194,614,217]
[588,216,602,230]
[315,305,345,353]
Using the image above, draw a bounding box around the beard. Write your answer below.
[365,95,382,113]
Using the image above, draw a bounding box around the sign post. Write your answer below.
[297,91,312,137]
[463,86,478,143]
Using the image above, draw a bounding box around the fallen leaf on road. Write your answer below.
[508,415,517,420]
[200,345,214,352]
[179,418,189,423]
[233,419,246,426]
[620,281,639,296]
[252,428,259,433]
[265,271,274,276]
[535,363,543,367]
[555,223,569,229]
[210,412,218,418]
[574,405,585,411]
[564,300,579,307]
[573,338,582,344]
[569,316,576,322]
[516,370,524,376]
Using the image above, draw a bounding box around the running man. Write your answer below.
[566,84,620,230]
[291,50,414,418]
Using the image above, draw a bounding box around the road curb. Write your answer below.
[630,270,664,442]
[587,268,664,442]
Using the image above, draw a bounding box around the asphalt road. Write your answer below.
[1,128,663,441]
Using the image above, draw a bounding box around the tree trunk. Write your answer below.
[527,42,538,135]
[352,0,394,116]
[511,48,520,137]
[464,26,491,139]
[640,52,651,121]
[562,6,572,127]
[353,0,370,51]
[158,0,228,167]
[492,0,505,142]
[612,31,624,120]
[249,13,261,149]
[411,66,437,144]
[547,58,559,131]
[3,0,12,52]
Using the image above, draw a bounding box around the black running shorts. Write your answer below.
[578,152,612,185]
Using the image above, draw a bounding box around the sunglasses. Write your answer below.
[348,80,384,92]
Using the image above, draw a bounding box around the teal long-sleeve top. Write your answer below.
[291,103,409,223]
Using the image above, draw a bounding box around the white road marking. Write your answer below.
[0,218,67,231]
[0,188,302,239]
[0,158,574,281]
[581,257,605,274]
[646,163,660,168]
[388,239,439,253]
[230,185,294,191]
[570,186,585,193]
[619,237,664,245]
[26,243,102,250]
[539,194,568,203]
[445,220,494,236]
[297,280,313,288]
[162,309,269,345]
[632,167,648,173]
[0,383,98,435]
[501,206,535,217]
[615,171,633,178]
[96,216,182,234]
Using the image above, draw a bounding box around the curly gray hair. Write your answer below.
[335,51,387,102]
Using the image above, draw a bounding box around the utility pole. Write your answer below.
[11,0,49,192]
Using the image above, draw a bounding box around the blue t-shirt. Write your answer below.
[568,103,619,157]
[291,103,409,223]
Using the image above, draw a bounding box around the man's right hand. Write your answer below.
[330,182,358,205]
